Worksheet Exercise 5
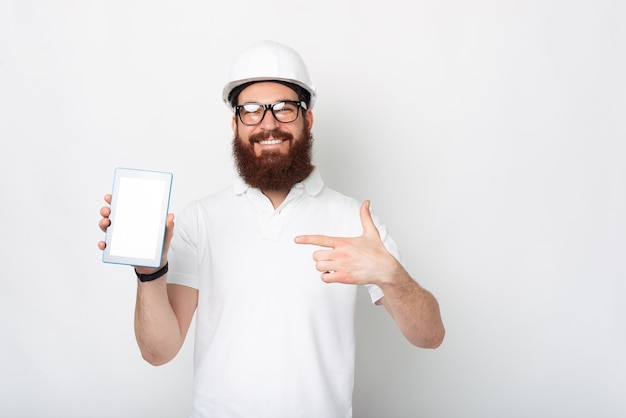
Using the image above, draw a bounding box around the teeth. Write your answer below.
[259,139,283,145]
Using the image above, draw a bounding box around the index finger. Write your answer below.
[294,234,339,248]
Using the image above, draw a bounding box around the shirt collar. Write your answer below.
[233,167,324,197]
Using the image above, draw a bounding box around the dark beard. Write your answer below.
[232,125,314,191]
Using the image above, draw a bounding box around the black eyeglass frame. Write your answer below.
[234,100,308,126]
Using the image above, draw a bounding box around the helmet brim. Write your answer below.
[222,77,316,111]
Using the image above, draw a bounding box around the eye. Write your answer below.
[273,102,296,113]
[273,102,286,111]
[242,103,262,114]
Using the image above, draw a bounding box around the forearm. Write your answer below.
[379,267,445,348]
[134,276,184,366]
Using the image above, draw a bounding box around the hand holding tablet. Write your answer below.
[102,168,173,268]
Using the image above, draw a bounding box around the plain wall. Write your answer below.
[1,1,624,417]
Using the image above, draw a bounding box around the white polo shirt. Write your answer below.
[168,168,400,418]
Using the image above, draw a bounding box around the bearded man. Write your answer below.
[98,40,444,418]
[231,81,315,201]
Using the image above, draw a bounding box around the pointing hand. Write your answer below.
[295,200,400,286]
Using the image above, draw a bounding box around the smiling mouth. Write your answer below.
[249,128,293,146]
[257,139,285,145]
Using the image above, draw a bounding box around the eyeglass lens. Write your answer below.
[237,101,302,125]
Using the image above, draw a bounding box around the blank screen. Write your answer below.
[108,177,166,259]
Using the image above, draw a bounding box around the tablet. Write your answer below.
[102,167,173,267]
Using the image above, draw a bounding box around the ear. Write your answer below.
[231,114,237,135]
[305,109,314,131]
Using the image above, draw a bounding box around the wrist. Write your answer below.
[134,259,168,275]
[378,262,413,290]
[134,262,169,282]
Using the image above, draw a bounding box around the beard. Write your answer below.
[232,124,314,191]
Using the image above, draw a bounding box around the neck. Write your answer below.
[262,189,289,209]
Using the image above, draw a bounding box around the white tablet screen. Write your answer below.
[102,168,173,267]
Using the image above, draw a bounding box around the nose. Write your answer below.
[258,108,281,130]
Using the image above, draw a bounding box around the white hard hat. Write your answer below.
[222,40,317,110]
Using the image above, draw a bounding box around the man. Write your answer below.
[98,40,444,417]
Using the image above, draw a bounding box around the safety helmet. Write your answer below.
[222,40,317,110]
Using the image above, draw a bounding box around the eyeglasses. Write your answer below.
[234,100,307,126]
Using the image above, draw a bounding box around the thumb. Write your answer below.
[359,200,379,237]
[163,213,175,250]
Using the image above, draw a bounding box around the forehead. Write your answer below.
[238,82,299,104]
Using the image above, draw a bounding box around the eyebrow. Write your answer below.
[238,98,300,105]
[238,96,303,104]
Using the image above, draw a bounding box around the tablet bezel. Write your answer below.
[102,167,173,268]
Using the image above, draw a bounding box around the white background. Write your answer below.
[1,1,625,417]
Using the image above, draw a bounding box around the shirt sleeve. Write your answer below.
[167,201,201,289]
[365,212,407,304]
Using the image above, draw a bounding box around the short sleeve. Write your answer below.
[167,202,201,289]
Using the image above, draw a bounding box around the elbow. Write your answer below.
[140,349,175,366]
[135,334,182,366]
[144,357,170,367]
[426,325,445,349]
[411,324,445,349]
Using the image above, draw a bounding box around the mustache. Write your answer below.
[248,129,294,144]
